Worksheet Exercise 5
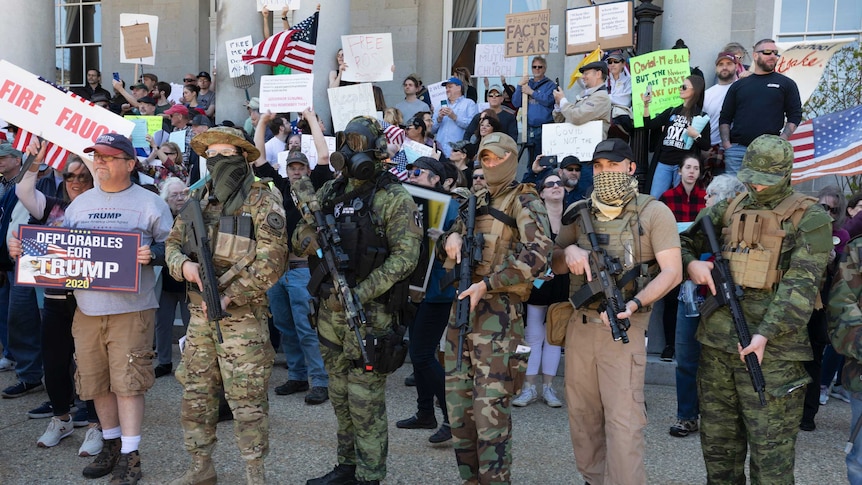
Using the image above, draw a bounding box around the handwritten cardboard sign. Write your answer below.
[226,36,255,78]
[775,38,855,105]
[119,14,159,65]
[341,33,395,83]
[0,60,135,159]
[275,134,336,175]
[16,226,141,292]
[474,44,517,77]
[505,10,551,58]
[259,74,314,113]
[256,0,300,11]
[426,81,447,111]
[629,49,690,129]
[541,121,604,161]
[565,1,632,55]
[327,83,376,132]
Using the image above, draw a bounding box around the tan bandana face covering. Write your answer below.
[590,171,638,221]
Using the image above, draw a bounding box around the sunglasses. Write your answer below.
[204,148,239,157]
[488,93,502,98]
[756,49,780,56]
[543,180,563,188]
[183,78,196,83]
[162,150,176,156]
[93,153,132,163]
[680,85,689,91]
[63,173,92,183]
[606,59,623,64]
[564,166,581,172]
[821,203,839,215]
[410,168,430,177]
[532,65,544,69]
[472,174,485,180]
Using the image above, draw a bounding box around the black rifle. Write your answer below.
[696,216,767,406]
[291,177,372,371]
[567,200,631,343]
[448,195,483,370]
[179,198,230,343]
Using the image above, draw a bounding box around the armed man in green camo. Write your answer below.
[439,132,552,485]
[165,126,287,485]
[680,134,832,484]
[295,116,422,485]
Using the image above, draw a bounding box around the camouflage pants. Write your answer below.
[698,345,808,485]
[445,293,525,485]
[317,300,392,482]
[175,302,275,461]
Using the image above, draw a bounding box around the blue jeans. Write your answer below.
[674,299,701,421]
[821,344,844,386]
[5,270,43,384]
[849,393,862,485]
[409,301,449,421]
[0,275,12,361]
[268,267,328,387]
[649,161,681,199]
[723,144,747,177]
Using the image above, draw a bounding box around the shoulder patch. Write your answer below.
[266,212,285,231]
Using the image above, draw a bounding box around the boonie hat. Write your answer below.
[190,126,260,162]
[738,134,793,186]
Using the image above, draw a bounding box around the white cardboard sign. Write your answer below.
[541,120,603,160]
[259,74,314,113]
[226,36,255,78]
[340,33,394,83]
[473,44,517,78]
[327,83,376,132]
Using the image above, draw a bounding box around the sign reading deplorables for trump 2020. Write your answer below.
[16,226,142,293]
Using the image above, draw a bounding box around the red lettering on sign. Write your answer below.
[0,80,45,115]
[775,52,821,74]
[54,107,111,142]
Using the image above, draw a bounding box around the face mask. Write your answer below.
[744,178,791,207]
[481,153,517,196]
[208,154,250,209]
[592,171,637,206]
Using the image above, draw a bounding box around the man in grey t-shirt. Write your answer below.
[395,74,431,123]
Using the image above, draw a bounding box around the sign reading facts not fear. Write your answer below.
[505,10,551,58]
[0,60,134,157]
[16,226,142,293]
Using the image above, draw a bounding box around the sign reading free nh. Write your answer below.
[505,10,551,58]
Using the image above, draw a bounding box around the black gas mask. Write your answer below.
[332,116,387,180]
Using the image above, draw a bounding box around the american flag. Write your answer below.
[381,121,405,147]
[791,105,862,184]
[21,239,67,258]
[243,11,319,74]
[12,129,69,171]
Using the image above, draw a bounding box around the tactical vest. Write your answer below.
[720,192,816,291]
[570,194,658,311]
[471,184,539,301]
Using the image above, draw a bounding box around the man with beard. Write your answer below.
[680,135,831,483]
[702,52,739,183]
[719,39,802,175]
[551,138,682,484]
[166,126,287,485]
[440,132,552,484]
[297,117,421,485]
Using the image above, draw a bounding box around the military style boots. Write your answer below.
[168,454,217,485]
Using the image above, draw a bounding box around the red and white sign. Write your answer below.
[0,60,134,159]
[775,38,855,106]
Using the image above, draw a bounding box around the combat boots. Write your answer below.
[168,454,217,485]
[306,464,356,485]
[245,459,265,485]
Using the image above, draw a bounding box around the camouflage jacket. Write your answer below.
[291,174,423,304]
[828,236,862,392]
[165,181,287,308]
[680,194,832,360]
[437,181,552,295]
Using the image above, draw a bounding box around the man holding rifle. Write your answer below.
[551,138,681,485]
[293,116,421,485]
[165,126,287,485]
[680,134,831,484]
[440,132,552,484]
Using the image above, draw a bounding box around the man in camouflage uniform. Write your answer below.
[681,134,831,484]
[295,116,422,485]
[440,132,552,484]
[552,138,682,484]
[165,126,287,485]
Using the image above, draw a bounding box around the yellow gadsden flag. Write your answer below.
[568,47,603,89]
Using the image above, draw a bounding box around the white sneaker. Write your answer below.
[819,385,829,405]
[831,385,852,403]
[512,384,538,407]
[78,425,103,457]
[36,417,74,448]
[543,384,562,408]
[0,357,15,372]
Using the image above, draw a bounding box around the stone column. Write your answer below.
[1,0,55,78]
[660,0,733,78]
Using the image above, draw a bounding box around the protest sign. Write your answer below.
[474,44,517,77]
[275,134,336,175]
[128,119,148,148]
[565,1,632,55]
[119,14,159,65]
[402,139,435,164]
[541,121,604,161]
[549,25,560,54]
[505,10,551,58]
[775,38,855,105]
[327,83,376,131]
[16,226,141,292]
[426,81,447,111]
[226,36,255,78]
[256,0,300,11]
[629,49,690,128]
[402,183,452,296]
[259,74,314,113]
[341,33,395,83]
[125,115,162,137]
[0,60,135,159]
[168,130,186,154]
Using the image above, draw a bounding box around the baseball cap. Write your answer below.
[560,155,581,168]
[137,96,157,105]
[738,134,793,186]
[592,138,634,163]
[130,83,147,91]
[406,156,445,177]
[197,71,211,80]
[478,132,517,159]
[245,97,260,110]
[715,52,738,65]
[83,133,136,159]
[488,84,504,94]
[441,77,463,87]
[191,114,213,127]
[90,93,110,105]
[285,150,309,166]
[579,61,609,77]
[0,142,22,158]
[606,51,625,61]
[164,104,190,117]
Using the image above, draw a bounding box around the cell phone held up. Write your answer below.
[539,155,558,168]
[113,72,120,82]
[440,99,448,107]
